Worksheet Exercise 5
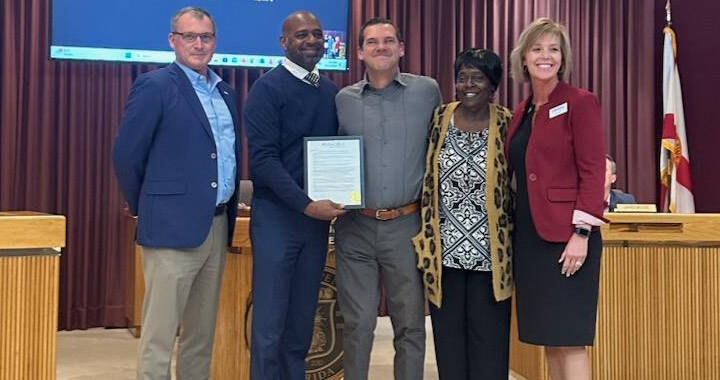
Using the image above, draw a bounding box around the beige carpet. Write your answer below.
[58,316,516,379]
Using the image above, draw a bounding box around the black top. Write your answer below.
[509,103,535,234]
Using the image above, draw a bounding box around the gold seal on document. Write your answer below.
[349,190,361,203]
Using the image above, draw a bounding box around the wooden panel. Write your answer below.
[0,254,59,380]
[125,244,144,338]
[510,213,720,380]
[124,215,144,337]
[211,248,253,379]
[592,245,720,379]
[231,217,251,248]
[702,249,720,378]
[0,212,66,248]
[602,212,720,243]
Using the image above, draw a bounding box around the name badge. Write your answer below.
[549,102,568,118]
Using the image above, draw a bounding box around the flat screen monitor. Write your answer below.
[50,0,350,71]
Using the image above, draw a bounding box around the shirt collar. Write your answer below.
[282,58,319,82]
[175,61,221,89]
[360,70,406,92]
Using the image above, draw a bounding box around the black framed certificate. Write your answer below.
[304,136,365,209]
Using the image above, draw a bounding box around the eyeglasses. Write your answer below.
[172,31,216,44]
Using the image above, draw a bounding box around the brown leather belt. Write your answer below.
[357,202,420,221]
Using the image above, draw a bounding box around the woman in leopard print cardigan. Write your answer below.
[412,48,514,380]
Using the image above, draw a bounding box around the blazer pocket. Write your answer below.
[144,180,187,195]
[546,187,577,202]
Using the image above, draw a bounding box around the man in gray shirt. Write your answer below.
[334,17,441,380]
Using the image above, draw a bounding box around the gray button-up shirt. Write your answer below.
[336,72,441,209]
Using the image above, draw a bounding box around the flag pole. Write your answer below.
[664,1,676,56]
[660,0,696,213]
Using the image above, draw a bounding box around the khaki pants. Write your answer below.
[137,214,228,380]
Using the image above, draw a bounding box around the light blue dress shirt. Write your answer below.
[176,61,236,205]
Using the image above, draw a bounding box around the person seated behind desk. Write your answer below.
[605,154,636,211]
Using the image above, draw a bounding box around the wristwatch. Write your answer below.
[573,226,591,238]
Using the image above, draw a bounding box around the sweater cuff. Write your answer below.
[289,192,314,215]
[572,209,607,227]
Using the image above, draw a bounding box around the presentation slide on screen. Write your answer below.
[51,0,349,70]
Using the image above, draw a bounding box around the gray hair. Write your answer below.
[171,6,216,34]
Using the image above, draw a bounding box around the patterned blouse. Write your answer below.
[413,102,514,306]
[438,117,491,271]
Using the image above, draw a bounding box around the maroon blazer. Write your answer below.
[505,81,607,242]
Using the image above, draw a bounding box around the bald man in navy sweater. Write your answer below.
[243,11,345,380]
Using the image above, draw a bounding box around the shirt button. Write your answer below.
[211,182,218,188]
[210,153,217,159]
[528,173,537,182]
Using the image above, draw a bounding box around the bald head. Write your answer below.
[282,11,321,35]
[280,11,325,71]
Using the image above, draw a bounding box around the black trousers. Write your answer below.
[429,266,511,380]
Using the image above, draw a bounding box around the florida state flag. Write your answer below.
[659,26,694,213]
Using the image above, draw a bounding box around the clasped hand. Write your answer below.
[304,200,347,221]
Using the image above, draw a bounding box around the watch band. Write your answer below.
[574,226,591,238]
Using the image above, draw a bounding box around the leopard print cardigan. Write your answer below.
[412,101,514,307]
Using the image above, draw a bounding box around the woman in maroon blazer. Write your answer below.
[506,18,607,380]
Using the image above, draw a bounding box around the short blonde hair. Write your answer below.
[510,18,572,82]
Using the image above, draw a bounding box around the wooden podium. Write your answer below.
[210,216,253,379]
[0,212,66,380]
[509,213,720,380]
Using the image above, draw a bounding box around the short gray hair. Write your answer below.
[171,6,216,34]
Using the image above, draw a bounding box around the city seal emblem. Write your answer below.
[304,263,344,380]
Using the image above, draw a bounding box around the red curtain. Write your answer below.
[1,0,658,330]
[669,1,720,212]
[345,0,658,202]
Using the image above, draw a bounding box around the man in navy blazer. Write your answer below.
[112,7,240,380]
[605,155,637,211]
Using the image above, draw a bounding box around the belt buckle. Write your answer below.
[375,208,391,221]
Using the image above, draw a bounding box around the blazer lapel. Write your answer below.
[169,63,213,139]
